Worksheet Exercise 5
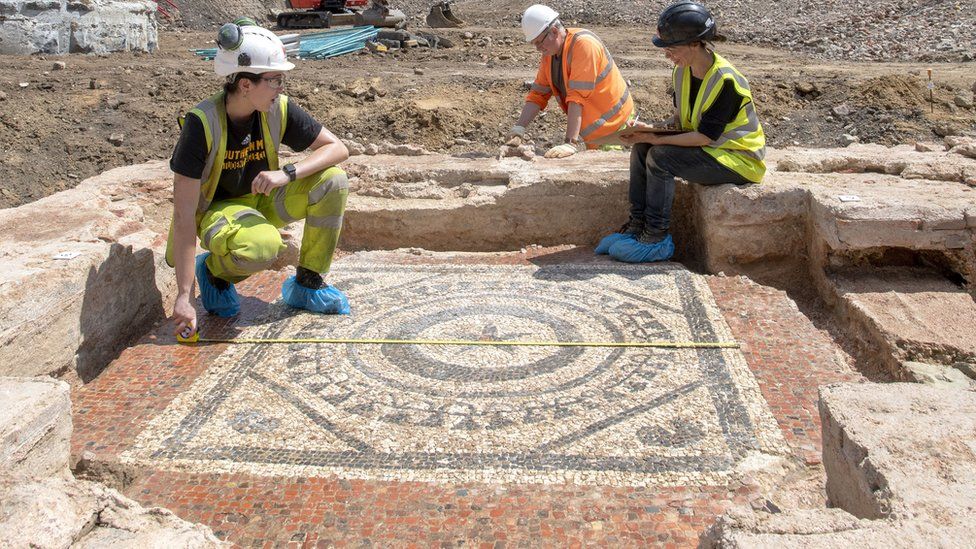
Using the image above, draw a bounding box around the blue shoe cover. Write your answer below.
[281,276,351,315]
[195,253,240,317]
[595,232,636,255]
[608,234,675,263]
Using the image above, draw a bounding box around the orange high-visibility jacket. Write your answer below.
[526,28,633,146]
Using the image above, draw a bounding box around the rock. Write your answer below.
[463,32,474,40]
[414,68,424,75]
[972,81,976,94]
[345,140,365,156]
[0,377,72,480]
[108,133,124,146]
[795,82,817,95]
[379,143,431,156]
[89,78,97,89]
[950,143,976,159]
[832,103,852,117]
[52,61,66,70]
[901,361,972,388]
[193,69,207,76]
[0,91,6,101]
[954,94,973,109]
[914,141,939,152]
[454,138,474,146]
[364,143,380,155]
[499,144,535,161]
[499,54,512,60]
[841,134,859,146]
[954,362,976,380]
[932,122,963,137]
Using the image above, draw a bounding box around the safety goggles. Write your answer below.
[531,21,557,48]
[261,74,286,90]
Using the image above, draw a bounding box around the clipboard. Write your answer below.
[588,125,685,147]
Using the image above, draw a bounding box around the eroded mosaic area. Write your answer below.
[124,263,785,486]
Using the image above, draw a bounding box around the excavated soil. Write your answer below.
[0,24,974,209]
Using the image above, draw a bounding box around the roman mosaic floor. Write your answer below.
[72,251,864,546]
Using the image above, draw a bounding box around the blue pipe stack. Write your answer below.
[193,26,380,61]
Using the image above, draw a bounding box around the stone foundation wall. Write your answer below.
[0,0,158,55]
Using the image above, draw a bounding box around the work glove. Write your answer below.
[505,125,526,147]
[544,141,584,159]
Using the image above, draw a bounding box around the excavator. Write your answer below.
[276,0,465,30]
[277,0,407,29]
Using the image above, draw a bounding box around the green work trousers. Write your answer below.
[198,166,348,283]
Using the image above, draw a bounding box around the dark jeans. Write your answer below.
[629,144,752,233]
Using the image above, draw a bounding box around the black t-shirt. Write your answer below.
[675,78,745,141]
[170,97,323,201]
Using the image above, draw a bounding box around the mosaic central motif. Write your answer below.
[125,264,784,486]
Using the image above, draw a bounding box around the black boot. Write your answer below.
[296,266,324,290]
[618,216,644,235]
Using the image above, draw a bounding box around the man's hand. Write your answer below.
[172,293,197,339]
[505,125,526,147]
[544,142,584,159]
[251,169,291,195]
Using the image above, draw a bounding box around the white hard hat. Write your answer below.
[521,4,559,42]
[214,23,295,78]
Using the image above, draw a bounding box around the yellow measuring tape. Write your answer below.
[177,334,738,349]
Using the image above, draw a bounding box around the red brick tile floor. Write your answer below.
[71,248,864,548]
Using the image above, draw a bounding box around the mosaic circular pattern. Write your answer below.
[125,264,786,486]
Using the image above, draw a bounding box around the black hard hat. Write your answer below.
[652,2,716,48]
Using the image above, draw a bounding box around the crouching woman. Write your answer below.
[170,21,351,339]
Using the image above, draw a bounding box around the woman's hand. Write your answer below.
[251,169,291,195]
[172,293,197,339]
[619,132,663,146]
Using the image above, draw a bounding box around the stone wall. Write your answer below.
[0,0,158,55]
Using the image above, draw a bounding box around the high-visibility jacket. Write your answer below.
[165,91,289,267]
[526,28,633,146]
[673,53,766,183]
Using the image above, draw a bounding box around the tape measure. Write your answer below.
[176,335,738,349]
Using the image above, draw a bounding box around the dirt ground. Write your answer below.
[0,25,974,209]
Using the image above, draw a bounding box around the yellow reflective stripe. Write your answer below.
[230,255,275,272]
[188,108,211,151]
[272,186,298,223]
[306,214,343,229]
[308,173,349,205]
[712,102,761,148]
[579,88,631,138]
[201,209,263,248]
[202,217,227,248]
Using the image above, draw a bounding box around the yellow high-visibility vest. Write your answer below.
[165,91,288,267]
[673,54,766,183]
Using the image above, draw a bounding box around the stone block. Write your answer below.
[0,377,71,480]
[820,383,976,521]
[0,162,175,381]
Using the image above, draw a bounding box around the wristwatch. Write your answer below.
[282,163,297,182]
